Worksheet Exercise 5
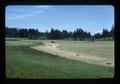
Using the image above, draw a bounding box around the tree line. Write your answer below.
[5,27,39,39]
[94,26,114,40]
[5,26,114,40]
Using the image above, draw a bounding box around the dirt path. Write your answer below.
[31,42,114,67]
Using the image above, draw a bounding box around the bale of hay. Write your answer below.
[76,54,79,56]
[106,61,111,64]
[51,40,56,43]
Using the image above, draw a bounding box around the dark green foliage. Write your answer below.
[93,26,114,40]
[110,25,114,40]
[6,27,39,39]
[6,26,114,40]
[19,29,28,38]
[72,28,92,41]
[91,37,94,41]
[47,28,61,39]
[94,33,102,39]
[61,30,69,39]
[102,29,110,37]
[6,27,19,37]
[28,29,39,39]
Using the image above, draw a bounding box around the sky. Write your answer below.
[5,5,114,35]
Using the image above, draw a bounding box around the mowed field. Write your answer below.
[6,38,114,79]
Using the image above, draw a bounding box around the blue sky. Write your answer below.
[6,5,114,35]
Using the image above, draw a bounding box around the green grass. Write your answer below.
[6,40,114,79]
[57,41,114,61]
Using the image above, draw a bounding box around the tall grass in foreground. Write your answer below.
[6,45,114,79]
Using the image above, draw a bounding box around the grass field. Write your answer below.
[57,40,114,64]
[6,38,114,79]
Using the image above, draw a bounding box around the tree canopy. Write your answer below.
[5,26,114,40]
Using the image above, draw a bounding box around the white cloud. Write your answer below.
[6,10,44,20]
[6,5,53,20]
[6,6,52,20]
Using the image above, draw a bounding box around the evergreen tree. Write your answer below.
[110,25,114,40]
[61,30,69,39]
[102,28,109,37]
[94,33,102,39]
[73,31,77,40]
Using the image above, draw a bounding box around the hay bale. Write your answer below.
[76,54,79,56]
[51,40,56,43]
[106,61,111,64]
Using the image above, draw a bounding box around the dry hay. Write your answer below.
[106,61,112,64]
[76,54,79,56]
[32,42,114,68]
[51,40,56,43]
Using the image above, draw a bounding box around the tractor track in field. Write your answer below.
[31,42,114,67]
